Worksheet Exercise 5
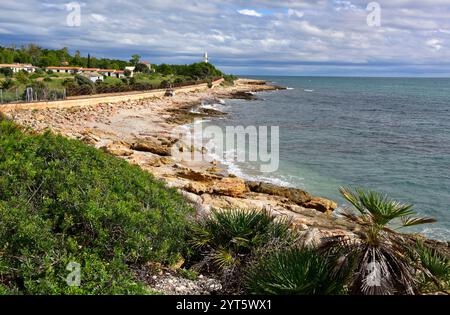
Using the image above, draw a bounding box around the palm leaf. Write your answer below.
[401,216,437,227]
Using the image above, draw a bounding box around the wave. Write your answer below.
[304,89,314,92]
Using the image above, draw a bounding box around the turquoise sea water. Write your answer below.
[204,76,450,240]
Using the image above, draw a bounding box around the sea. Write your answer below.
[200,76,450,241]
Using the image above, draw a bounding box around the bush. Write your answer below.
[74,74,94,87]
[244,247,348,295]
[0,67,14,78]
[415,242,450,292]
[0,120,193,294]
[135,63,151,74]
[62,78,75,86]
[187,209,293,283]
[15,71,30,85]
[160,80,171,89]
[0,78,15,90]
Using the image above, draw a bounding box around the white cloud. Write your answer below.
[426,38,443,51]
[1,0,450,75]
[237,9,262,17]
[287,8,304,18]
[90,14,107,23]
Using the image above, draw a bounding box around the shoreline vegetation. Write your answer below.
[1,76,449,295]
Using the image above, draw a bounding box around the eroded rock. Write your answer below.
[131,138,172,156]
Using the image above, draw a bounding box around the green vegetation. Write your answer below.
[185,190,446,295]
[0,44,128,69]
[187,209,295,290]
[0,44,233,101]
[322,187,438,295]
[176,268,199,281]
[244,247,348,295]
[0,117,193,294]
[414,241,450,293]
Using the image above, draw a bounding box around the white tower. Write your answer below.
[203,52,209,63]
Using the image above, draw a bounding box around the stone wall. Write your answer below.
[0,78,224,112]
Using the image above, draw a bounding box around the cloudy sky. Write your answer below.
[1,0,450,76]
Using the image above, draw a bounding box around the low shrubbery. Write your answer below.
[0,118,193,294]
[244,247,348,295]
[414,241,450,292]
[185,190,447,295]
[187,209,295,291]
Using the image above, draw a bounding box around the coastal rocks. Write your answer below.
[212,177,249,197]
[246,181,337,213]
[226,91,257,100]
[246,181,312,205]
[177,168,221,182]
[184,182,209,195]
[131,138,172,156]
[302,197,338,214]
[178,169,248,197]
[100,141,133,156]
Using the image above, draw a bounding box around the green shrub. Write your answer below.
[176,268,198,281]
[244,247,348,295]
[0,78,15,90]
[415,242,450,292]
[0,67,13,78]
[15,71,30,85]
[74,74,94,87]
[0,120,193,294]
[188,209,293,276]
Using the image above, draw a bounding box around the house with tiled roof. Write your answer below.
[45,66,126,78]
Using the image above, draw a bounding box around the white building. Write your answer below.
[46,66,81,74]
[81,71,103,82]
[125,66,135,77]
[203,52,208,63]
[0,63,38,73]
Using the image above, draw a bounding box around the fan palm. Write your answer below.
[188,209,294,275]
[322,187,436,295]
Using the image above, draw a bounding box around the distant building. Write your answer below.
[46,66,81,74]
[125,66,135,77]
[114,70,126,78]
[45,66,126,78]
[141,61,152,69]
[81,71,103,83]
[0,63,38,73]
[203,52,208,63]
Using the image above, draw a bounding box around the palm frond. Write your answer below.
[401,216,437,227]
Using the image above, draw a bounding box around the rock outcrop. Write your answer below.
[303,197,338,214]
[246,181,337,213]
[246,181,312,204]
[131,138,172,156]
[101,141,133,157]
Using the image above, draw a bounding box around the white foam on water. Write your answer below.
[304,89,314,92]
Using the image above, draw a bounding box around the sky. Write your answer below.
[1,0,450,76]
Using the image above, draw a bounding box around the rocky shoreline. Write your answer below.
[5,78,449,293]
[8,79,355,235]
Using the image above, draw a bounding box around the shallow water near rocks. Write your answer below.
[204,76,450,241]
